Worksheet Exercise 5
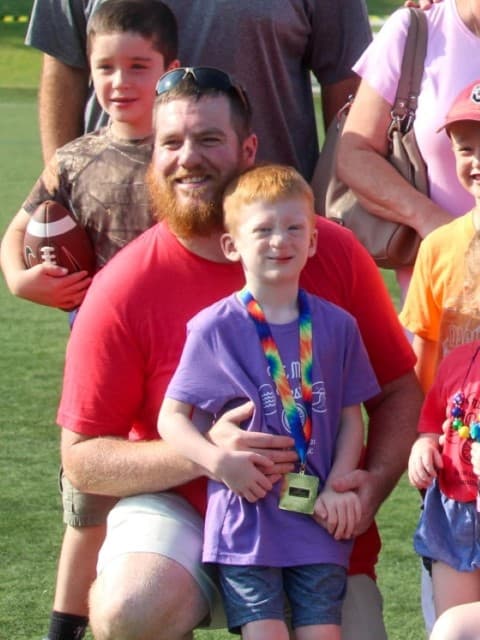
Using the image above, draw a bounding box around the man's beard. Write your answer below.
[146,165,227,239]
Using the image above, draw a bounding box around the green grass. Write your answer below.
[0,22,41,88]
[0,3,424,638]
[0,0,32,14]
[0,90,71,639]
[367,0,405,15]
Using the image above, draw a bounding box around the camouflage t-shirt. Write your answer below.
[22,126,154,270]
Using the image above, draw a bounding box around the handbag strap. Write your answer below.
[390,8,428,135]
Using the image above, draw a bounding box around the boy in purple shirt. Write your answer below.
[158,164,379,639]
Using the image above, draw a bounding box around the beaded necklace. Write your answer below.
[448,345,480,442]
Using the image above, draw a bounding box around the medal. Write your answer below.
[279,468,319,514]
[239,287,320,514]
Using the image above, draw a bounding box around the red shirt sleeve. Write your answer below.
[302,218,416,385]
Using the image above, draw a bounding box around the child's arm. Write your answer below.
[158,397,275,502]
[313,404,364,540]
[413,334,438,394]
[408,431,443,489]
[0,208,91,309]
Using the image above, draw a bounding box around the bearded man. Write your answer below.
[58,67,422,640]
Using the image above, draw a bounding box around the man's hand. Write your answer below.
[207,401,297,484]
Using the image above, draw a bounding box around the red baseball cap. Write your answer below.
[438,80,480,132]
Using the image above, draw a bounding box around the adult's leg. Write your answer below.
[89,552,208,640]
[44,474,116,640]
[341,574,387,640]
[52,524,105,615]
[89,493,224,640]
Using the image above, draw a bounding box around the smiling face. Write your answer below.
[89,31,177,139]
[221,196,317,292]
[449,120,480,206]
[149,94,257,238]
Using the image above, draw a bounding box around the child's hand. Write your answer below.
[438,418,450,449]
[408,435,443,489]
[207,402,297,483]
[313,486,361,540]
[213,450,275,502]
[9,262,91,309]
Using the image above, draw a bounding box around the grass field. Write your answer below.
[0,3,424,639]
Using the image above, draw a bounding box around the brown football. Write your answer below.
[23,200,95,277]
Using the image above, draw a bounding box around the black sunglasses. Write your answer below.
[156,66,251,115]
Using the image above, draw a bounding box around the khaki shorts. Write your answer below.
[342,574,387,640]
[97,492,225,628]
[96,492,387,638]
[60,470,118,527]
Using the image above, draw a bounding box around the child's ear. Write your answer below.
[308,228,318,257]
[221,233,241,262]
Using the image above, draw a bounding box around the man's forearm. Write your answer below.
[321,75,360,130]
[61,431,203,497]
[364,370,424,504]
[39,55,89,163]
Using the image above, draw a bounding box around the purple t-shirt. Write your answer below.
[166,292,380,567]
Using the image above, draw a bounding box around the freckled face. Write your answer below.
[222,197,317,287]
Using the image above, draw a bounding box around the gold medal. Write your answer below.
[279,471,319,514]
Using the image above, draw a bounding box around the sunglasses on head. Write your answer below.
[155,66,251,114]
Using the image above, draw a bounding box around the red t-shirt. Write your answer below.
[58,217,415,578]
[419,340,480,502]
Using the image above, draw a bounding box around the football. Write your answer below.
[23,200,96,276]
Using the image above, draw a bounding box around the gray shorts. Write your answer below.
[60,471,117,527]
[96,492,387,638]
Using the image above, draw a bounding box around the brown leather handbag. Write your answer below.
[312,8,428,270]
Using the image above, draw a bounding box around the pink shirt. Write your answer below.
[354,0,480,217]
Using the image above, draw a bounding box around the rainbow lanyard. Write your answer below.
[238,287,313,466]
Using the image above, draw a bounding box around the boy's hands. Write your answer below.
[9,262,91,310]
[408,434,443,489]
[211,449,275,502]
[313,485,361,540]
[208,401,297,483]
[206,402,297,500]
